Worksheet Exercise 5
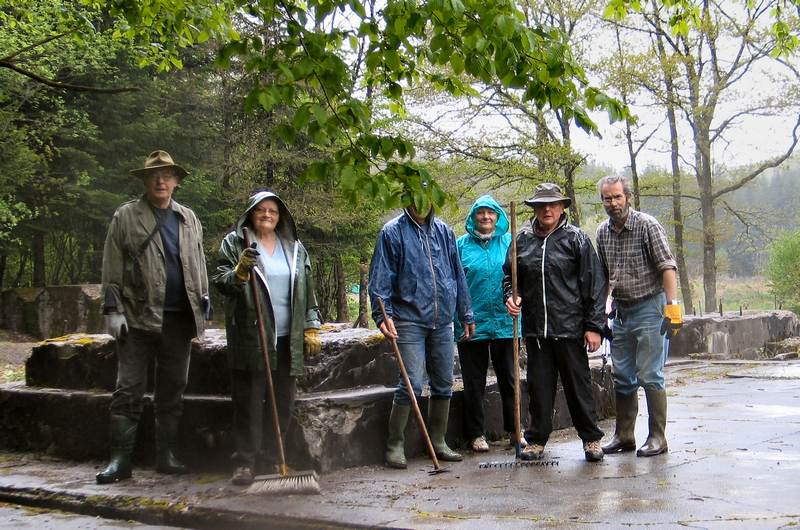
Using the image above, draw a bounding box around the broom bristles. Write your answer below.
[245,470,320,495]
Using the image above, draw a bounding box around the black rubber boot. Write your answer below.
[96,415,137,484]
[385,403,410,469]
[155,416,187,474]
[637,389,668,457]
[603,392,638,454]
[428,399,462,462]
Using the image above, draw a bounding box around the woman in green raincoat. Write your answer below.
[213,190,321,486]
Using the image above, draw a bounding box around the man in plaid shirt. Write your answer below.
[595,175,682,458]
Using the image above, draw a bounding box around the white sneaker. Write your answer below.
[520,444,545,461]
[471,436,489,452]
[509,431,528,448]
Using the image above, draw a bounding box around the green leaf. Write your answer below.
[451,53,464,75]
[293,105,311,130]
[380,138,394,159]
[340,165,357,188]
[276,124,296,143]
[311,104,328,125]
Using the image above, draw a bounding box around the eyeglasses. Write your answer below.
[601,193,626,205]
[253,207,279,216]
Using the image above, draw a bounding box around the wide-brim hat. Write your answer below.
[130,150,189,180]
[524,182,571,208]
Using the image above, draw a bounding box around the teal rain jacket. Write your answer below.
[455,195,515,341]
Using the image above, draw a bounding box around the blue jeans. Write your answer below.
[393,321,456,405]
[611,292,668,395]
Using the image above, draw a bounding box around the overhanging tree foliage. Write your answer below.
[3,0,630,213]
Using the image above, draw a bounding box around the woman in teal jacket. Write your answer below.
[456,195,522,452]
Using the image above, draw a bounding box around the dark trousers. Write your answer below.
[524,336,603,445]
[230,336,296,469]
[458,338,516,439]
[110,311,195,422]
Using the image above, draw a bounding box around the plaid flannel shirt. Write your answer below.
[596,209,677,303]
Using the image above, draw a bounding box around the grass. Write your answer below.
[1,364,25,384]
[686,276,777,314]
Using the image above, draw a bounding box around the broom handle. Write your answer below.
[243,227,288,475]
[510,201,522,449]
[376,298,441,471]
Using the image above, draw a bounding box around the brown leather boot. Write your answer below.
[602,392,638,454]
[637,389,668,457]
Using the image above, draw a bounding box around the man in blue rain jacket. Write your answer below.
[369,200,475,469]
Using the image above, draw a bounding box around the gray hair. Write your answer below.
[596,175,632,199]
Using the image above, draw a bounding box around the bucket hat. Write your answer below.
[130,150,189,180]
[524,182,571,208]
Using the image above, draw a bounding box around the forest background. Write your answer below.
[2,0,800,326]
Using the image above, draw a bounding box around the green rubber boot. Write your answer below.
[637,389,668,457]
[602,392,638,454]
[96,415,137,484]
[385,403,410,469]
[428,399,462,462]
[155,415,187,474]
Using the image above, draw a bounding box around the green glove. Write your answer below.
[234,247,259,281]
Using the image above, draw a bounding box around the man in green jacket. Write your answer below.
[96,150,210,484]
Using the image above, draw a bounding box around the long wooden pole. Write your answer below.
[510,202,522,458]
[376,298,442,472]
[243,227,289,476]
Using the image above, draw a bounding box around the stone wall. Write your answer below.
[0,285,104,339]
[669,310,800,358]
[10,328,615,472]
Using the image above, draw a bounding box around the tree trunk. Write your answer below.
[12,252,28,288]
[334,255,349,323]
[653,3,693,314]
[557,112,581,227]
[221,73,234,190]
[353,257,370,328]
[614,25,641,210]
[695,118,717,312]
[32,230,46,287]
[0,253,6,288]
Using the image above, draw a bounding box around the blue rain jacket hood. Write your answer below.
[455,195,516,340]
[369,209,474,329]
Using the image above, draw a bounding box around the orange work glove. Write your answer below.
[660,303,683,337]
[304,328,321,355]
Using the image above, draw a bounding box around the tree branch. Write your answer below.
[0,32,72,63]
[713,112,800,199]
[0,60,140,93]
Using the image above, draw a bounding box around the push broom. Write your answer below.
[241,227,320,495]
[478,201,557,469]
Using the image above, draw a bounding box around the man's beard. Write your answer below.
[607,202,630,224]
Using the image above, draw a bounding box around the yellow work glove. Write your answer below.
[234,246,259,282]
[304,328,321,355]
[660,303,683,337]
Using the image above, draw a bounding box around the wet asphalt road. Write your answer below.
[0,360,797,529]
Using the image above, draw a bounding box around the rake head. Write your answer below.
[478,460,559,469]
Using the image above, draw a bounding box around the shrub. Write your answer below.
[765,229,800,314]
